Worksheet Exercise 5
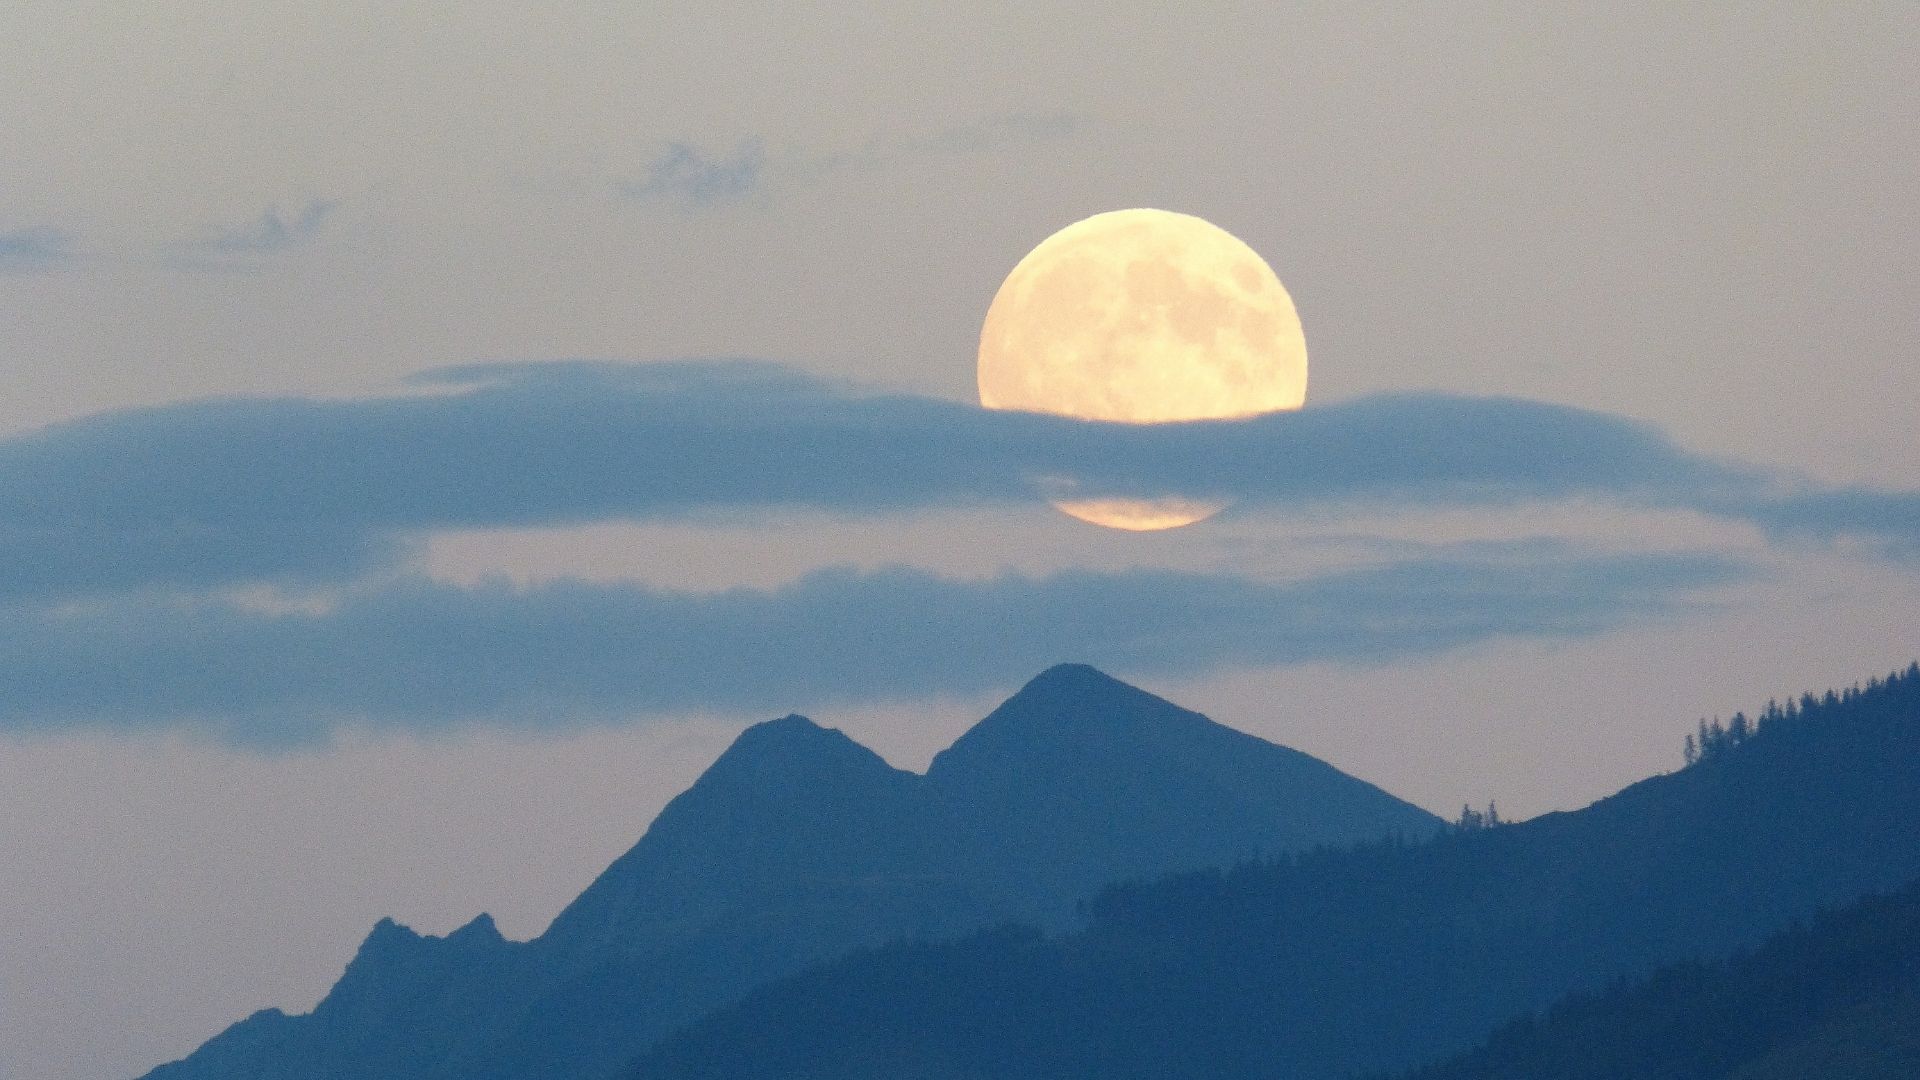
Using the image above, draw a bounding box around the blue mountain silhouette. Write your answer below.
[143,664,1439,1080]
[636,664,1920,1080]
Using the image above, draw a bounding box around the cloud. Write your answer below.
[0,226,79,270]
[1746,489,1920,561]
[617,113,1081,206]
[176,199,337,259]
[0,547,1747,743]
[0,358,1911,604]
[619,141,767,206]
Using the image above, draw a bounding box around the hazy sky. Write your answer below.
[3,5,1917,1079]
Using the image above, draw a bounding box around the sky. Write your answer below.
[2,4,1917,1079]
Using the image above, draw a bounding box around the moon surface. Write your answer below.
[978,208,1307,530]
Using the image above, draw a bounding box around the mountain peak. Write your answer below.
[351,914,508,966]
[144,660,1456,1080]
[701,713,890,778]
[929,665,1201,777]
[446,912,502,945]
[658,713,915,813]
[330,919,428,1000]
[1015,663,1147,703]
[728,713,833,750]
[538,711,923,957]
[358,917,420,954]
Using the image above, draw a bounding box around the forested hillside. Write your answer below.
[1400,878,1920,1080]
[638,664,1920,1080]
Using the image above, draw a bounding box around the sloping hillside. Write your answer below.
[1400,878,1920,1080]
[638,664,1920,1080]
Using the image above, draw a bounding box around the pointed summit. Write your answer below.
[925,664,1441,906]
[1023,661,1133,692]
[928,664,1208,777]
[345,914,510,971]
[349,916,421,964]
[717,713,845,757]
[1009,663,1157,709]
[695,713,900,793]
[315,914,517,1040]
[538,714,927,957]
[446,913,502,945]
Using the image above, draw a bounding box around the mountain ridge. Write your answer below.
[142,664,1440,1080]
[636,663,1920,1080]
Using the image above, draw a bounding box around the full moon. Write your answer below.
[978,208,1307,530]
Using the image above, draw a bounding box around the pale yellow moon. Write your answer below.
[978,208,1307,530]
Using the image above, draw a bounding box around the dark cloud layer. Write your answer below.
[0,549,1745,743]
[0,359,1843,595]
[0,358,1907,738]
[7,357,1889,604]
[1748,489,1920,560]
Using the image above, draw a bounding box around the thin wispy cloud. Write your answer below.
[619,141,767,206]
[0,548,1746,743]
[173,199,338,262]
[0,226,79,270]
[617,113,1082,207]
[0,358,1912,606]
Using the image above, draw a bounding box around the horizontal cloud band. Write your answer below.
[0,359,1905,601]
[0,550,1745,743]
